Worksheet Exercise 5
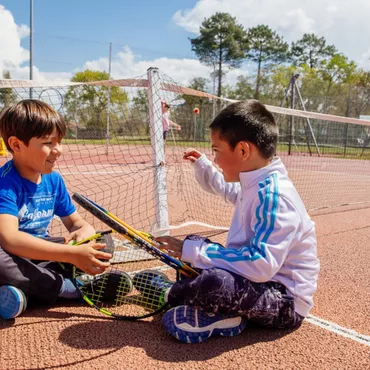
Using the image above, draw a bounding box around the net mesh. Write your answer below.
[1,71,370,239]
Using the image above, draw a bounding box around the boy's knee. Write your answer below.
[197,268,236,293]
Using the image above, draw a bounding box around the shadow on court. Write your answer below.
[57,317,299,363]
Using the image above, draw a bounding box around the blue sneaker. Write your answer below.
[0,286,27,320]
[162,305,247,343]
[132,270,173,304]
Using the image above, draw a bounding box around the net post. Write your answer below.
[147,67,169,235]
[193,108,197,142]
[105,42,112,156]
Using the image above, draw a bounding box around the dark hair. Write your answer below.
[210,100,278,159]
[0,100,66,152]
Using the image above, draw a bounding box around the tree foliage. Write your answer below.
[190,12,247,97]
[290,33,337,69]
[65,70,128,131]
[245,25,289,99]
[0,70,17,108]
[223,75,254,100]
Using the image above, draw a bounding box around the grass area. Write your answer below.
[277,143,370,159]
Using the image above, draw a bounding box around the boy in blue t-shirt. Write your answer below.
[0,100,119,319]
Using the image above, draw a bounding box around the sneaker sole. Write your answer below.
[132,269,172,295]
[0,286,27,320]
[80,271,133,302]
[163,305,247,344]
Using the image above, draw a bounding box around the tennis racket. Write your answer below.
[59,229,170,320]
[170,98,186,107]
[70,192,198,320]
[72,192,198,277]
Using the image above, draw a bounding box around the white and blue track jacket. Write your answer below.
[182,155,320,317]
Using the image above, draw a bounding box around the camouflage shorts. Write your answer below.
[168,267,304,329]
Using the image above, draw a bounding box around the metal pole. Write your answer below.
[29,0,34,99]
[212,64,216,119]
[294,78,320,156]
[193,111,197,142]
[105,42,112,155]
[343,85,351,157]
[288,75,295,155]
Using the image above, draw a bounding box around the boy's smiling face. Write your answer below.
[11,128,63,183]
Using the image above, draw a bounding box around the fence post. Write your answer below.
[288,74,295,155]
[147,67,169,235]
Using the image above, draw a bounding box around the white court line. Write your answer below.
[306,315,370,346]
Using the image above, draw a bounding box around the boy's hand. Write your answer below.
[65,224,96,244]
[175,124,181,131]
[68,241,111,275]
[183,148,202,163]
[155,236,183,258]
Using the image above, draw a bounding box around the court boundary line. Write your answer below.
[307,314,370,346]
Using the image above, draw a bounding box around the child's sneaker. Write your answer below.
[162,305,247,343]
[132,269,173,304]
[80,270,133,302]
[0,285,27,319]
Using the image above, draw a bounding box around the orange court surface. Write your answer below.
[0,146,369,370]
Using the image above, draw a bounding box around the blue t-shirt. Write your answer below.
[0,160,76,237]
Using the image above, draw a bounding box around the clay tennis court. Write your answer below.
[0,144,369,369]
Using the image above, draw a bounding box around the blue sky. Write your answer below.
[1,0,198,72]
[1,0,370,87]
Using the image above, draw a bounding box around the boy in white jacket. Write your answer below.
[134,100,320,343]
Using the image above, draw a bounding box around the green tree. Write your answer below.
[263,65,298,105]
[190,12,247,97]
[176,77,212,141]
[188,77,208,92]
[131,89,149,135]
[64,70,128,133]
[223,75,254,100]
[0,70,17,108]
[350,69,370,117]
[296,65,327,112]
[290,33,337,69]
[245,25,289,99]
[183,77,210,105]
[318,54,357,114]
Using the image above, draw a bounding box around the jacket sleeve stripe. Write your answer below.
[204,174,279,263]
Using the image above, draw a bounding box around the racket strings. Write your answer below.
[77,263,168,316]
[79,273,109,304]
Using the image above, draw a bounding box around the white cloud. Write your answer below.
[0,1,244,91]
[0,5,29,75]
[0,5,74,83]
[173,0,370,64]
[2,0,369,96]
[359,49,370,70]
[82,46,249,92]
[17,24,30,39]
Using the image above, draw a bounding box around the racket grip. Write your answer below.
[95,233,115,260]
